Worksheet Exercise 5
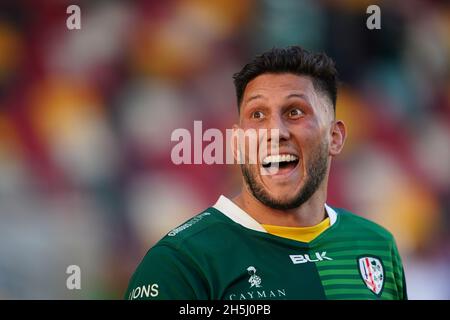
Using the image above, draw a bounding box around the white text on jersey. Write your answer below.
[289,252,333,264]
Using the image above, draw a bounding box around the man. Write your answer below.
[125,46,407,300]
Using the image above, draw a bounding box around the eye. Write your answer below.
[251,111,265,119]
[288,108,303,119]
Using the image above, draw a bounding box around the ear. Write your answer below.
[329,120,346,156]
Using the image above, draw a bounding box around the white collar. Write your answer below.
[213,195,338,233]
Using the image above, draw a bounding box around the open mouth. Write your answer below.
[261,154,299,174]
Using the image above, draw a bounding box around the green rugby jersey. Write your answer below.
[126,196,407,300]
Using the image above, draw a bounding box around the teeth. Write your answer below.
[262,154,299,165]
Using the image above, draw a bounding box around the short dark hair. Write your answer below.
[233,46,338,113]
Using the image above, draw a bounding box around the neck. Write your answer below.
[232,183,328,227]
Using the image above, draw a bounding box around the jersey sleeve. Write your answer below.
[391,239,408,300]
[125,244,209,300]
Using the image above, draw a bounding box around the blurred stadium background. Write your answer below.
[0,0,449,299]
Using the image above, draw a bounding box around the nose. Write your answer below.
[268,113,290,142]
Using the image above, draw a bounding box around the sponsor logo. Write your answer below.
[228,266,287,300]
[289,251,333,264]
[358,256,384,296]
[228,289,287,300]
[247,266,262,288]
[168,212,211,236]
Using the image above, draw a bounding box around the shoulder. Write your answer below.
[154,207,234,251]
[333,207,395,242]
[126,209,225,299]
[127,208,235,295]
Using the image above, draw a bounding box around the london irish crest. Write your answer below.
[357,256,384,296]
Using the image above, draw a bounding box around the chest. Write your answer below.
[203,242,396,300]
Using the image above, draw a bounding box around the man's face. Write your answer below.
[236,73,339,210]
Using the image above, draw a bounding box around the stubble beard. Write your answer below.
[241,141,329,210]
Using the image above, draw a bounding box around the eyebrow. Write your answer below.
[285,93,310,104]
[245,93,310,104]
[244,94,266,104]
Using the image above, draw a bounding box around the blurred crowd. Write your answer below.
[0,0,449,299]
